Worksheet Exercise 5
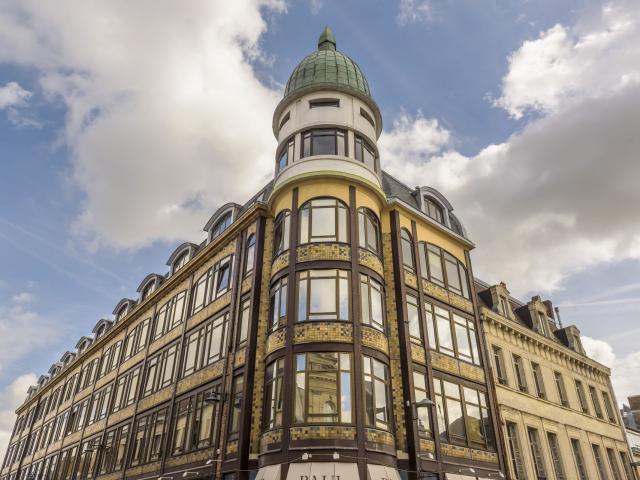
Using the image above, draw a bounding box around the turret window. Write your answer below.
[360,107,375,128]
[357,208,381,255]
[277,137,295,173]
[301,129,346,158]
[359,274,385,331]
[355,135,376,171]
[309,98,339,108]
[273,210,291,257]
[297,269,350,322]
[299,198,349,244]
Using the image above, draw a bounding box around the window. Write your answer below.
[499,296,511,317]
[97,341,123,379]
[355,135,376,171]
[434,378,494,449]
[620,451,634,480]
[123,318,150,362]
[191,257,233,315]
[301,129,346,157]
[359,274,385,331]
[297,269,350,322]
[57,445,79,480]
[602,392,617,423]
[244,235,256,276]
[360,107,375,128]
[77,437,101,479]
[237,298,251,346]
[294,352,352,424]
[98,423,130,474]
[536,311,549,336]
[299,198,348,244]
[152,290,187,340]
[506,422,527,480]
[492,346,508,386]
[575,380,589,414]
[309,98,339,108]
[357,208,381,255]
[211,212,232,239]
[263,359,285,430]
[531,363,546,399]
[273,210,291,257]
[527,427,547,479]
[172,250,189,274]
[363,356,391,430]
[512,355,528,393]
[589,386,604,419]
[111,365,141,413]
[277,137,295,172]
[171,387,220,456]
[182,312,229,378]
[406,294,421,342]
[423,197,444,224]
[425,302,480,365]
[67,398,89,434]
[554,372,569,407]
[229,376,244,436]
[400,229,415,273]
[141,281,156,301]
[87,384,113,425]
[606,448,622,480]
[79,359,99,392]
[547,432,566,480]
[418,242,469,298]
[143,342,180,397]
[413,371,432,438]
[570,439,588,480]
[115,304,129,322]
[592,444,609,480]
[279,111,290,130]
[130,408,168,467]
[269,277,288,331]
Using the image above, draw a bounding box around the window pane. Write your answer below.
[311,207,336,238]
[427,246,444,286]
[312,132,336,155]
[447,398,465,441]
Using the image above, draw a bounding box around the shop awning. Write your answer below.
[256,464,282,480]
[286,462,359,480]
[366,464,402,480]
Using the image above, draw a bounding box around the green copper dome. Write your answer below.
[283,27,371,100]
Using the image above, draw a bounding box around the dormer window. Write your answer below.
[424,197,444,224]
[499,296,510,317]
[277,137,295,173]
[309,98,339,108]
[141,281,156,301]
[172,250,189,274]
[537,311,549,336]
[301,129,346,158]
[355,135,376,171]
[96,324,107,338]
[115,305,128,322]
[211,212,232,239]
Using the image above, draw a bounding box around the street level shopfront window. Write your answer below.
[295,352,352,424]
[434,378,494,449]
[299,198,349,244]
[301,129,346,158]
[363,356,391,430]
[297,269,350,322]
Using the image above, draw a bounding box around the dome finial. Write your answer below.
[318,26,336,51]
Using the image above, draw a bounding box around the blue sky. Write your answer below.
[1,0,639,452]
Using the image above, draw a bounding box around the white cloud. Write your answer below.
[382,0,640,296]
[11,292,34,304]
[397,0,434,25]
[583,336,640,407]
[309,0,323,15]
[0,81,30,109]
[0,0,285,249]
[0,373,37,464]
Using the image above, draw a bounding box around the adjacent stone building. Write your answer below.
[1,28,635,480]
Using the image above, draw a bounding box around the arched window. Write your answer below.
[400,229,415,273]
[273,210,291,257]
[299,198,349,244]
[172,250,189,274]
[211,212,232,239]
[424,197,444,224]
[357,208,381,255]
[96,324,107,338]
[244,234,256,276]
[115,305,128,322]
[141,281,156,301]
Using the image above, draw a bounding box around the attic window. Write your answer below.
[360,108,375,128]
[499,296,510,317]
[309,98,339,108]
[423,197,444,224]
[279,111,290,131]
[537,311,549,336]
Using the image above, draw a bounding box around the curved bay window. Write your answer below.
[273,210,291,257]
[299,198,348,244]
[301,129,346,158]
[413,371,432,438]
[358,208,381,255]
[277,137,295,172]
[363,356,391,430]
[425,302,480,365]
[263,358,285,430]
[269,277,288,331]
[355,135,377,171]
[434,378,494,450]
[359,274,385,331]
[295,352,352,424]
[297,269,350,322]
[419,242,470,298]
[244,234,256,277]
[401,229,415,273]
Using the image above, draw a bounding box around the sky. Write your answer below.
[1,0,639,457]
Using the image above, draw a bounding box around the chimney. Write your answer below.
[554,307,563,328]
